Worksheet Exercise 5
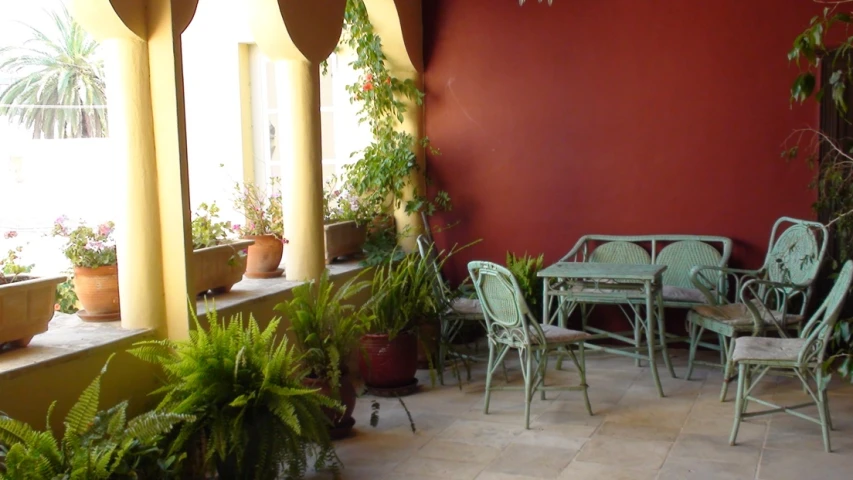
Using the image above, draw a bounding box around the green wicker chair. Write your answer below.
[417,235,484,385]
[686,217,829,401]
[729,260,853,452]
[468,261,592,429]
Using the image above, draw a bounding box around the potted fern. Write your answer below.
[275,269,370,439]
[191,202,254,296]
[506,251,545,317]
[360,252,442,394]
[0,355,190,479]
[130,307,340,480]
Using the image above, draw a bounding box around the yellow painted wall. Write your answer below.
[0,337,159,433]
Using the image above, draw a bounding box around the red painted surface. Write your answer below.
[423,0,821,286]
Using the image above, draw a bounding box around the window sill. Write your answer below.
[0,260,368,381]
[0,313,153,381]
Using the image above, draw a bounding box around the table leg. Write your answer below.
[646,280,665,397]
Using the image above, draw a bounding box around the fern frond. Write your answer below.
[63,353,114,442]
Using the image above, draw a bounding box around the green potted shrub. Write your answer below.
[130,307,339,480]
[0,355,190,479]
[359,252,442,394]
[275,269,370,439]
[191,202,254,296]
[506,252,545,317]
[51,216,120,321]
[0,233,65,349]
[233,179,286,278]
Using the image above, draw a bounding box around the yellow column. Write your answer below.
[283,60,325,280]
[101,38,167,334]
[247,0,346,281]
[391,70,426,252]
[70,0,197,339]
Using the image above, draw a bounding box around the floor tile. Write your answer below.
[573,436,671,470]
[557,460,657,480]
[484,444,575,478]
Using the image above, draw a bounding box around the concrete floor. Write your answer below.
[306,348,853,480]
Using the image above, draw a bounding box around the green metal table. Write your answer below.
[538,262,675,397]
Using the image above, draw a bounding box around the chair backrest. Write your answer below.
[656,240,725,289]
[589,241,651,265]
[763,217,827,286]
[416,234,451,307]
[468,261,541,348]
[799,260,853,366]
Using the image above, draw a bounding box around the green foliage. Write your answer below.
[323,175,373,224]
[366,251,443,339]
[0,355,190,479]
[0,240,33,283]
[191,202,234,250]
[0,4,107,139]
[51,216,117,268]
[233,179,284,239]
[360,216,405,267]
[55,276,79,314]
[130,307,340,480]
[338,0,451,228]
[276,269,371,391]
[505,252,545,315]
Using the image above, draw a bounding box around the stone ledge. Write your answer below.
[0,260,367,381]
[0,313,153,381]
[195,259,366,316]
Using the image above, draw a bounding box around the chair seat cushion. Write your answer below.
[691,301,803,328]
[532,324,589,344]
[448,297,482,316]
[662,286,708,304]
[732,336,806,363]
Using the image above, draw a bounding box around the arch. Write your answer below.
[248,0,347,62]
[363,0,423,72]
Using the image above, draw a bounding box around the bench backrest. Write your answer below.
[561,235,733,289]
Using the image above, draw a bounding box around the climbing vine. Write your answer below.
[335,0,450,223]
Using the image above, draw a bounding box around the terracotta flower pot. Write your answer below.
[302,365,358,439]
[244,234,284,278]
[323,221,367,264]
[358,332,418,389]
[192,239,254,295]
[73,265,120,322]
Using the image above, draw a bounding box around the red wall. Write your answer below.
[423,0,820,285]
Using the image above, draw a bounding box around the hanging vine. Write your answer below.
[334,0,451,222]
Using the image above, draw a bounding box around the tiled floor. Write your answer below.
[307,349,853,480]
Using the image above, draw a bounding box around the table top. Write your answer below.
[537,262,667,281]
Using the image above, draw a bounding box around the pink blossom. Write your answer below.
[55,215,68,226]
[281,237,290,245]
[3,231,17,239]
[86,240,106,252]
[231,224,241,232]
[98,223,113,237]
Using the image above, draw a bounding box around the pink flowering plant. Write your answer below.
[233,178,285,239]
[51,216,117,268]
[323,175,373,225]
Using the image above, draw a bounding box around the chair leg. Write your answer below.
[634,306,643,368]
[522,348,534,429]
[685,322,703,381]
[817,382,832,453]
[720,336,736,402]
[483,343,496,415]
[539,350,549,401]
[729,363,747,446]
[657,296,676,379]
[575,343,593,416]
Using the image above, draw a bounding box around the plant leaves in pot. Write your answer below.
[275,269,371,439]
[359,252,442,394]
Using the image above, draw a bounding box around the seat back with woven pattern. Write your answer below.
[656,241,725,289]
[416,235,451,307]
[588,241,652,265]
[468,261,537,348]
[763,218,827,287]
[800,260,853,365]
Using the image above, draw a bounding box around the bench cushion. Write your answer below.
[662,286,708,304]
[732,336,806,363]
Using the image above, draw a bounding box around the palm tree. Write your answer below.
[0,5,107,139]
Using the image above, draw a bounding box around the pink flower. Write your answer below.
[231,224,241,232]
[98,223,113,237]
[3,231,17,239]
[86,240,106,252]
[281,237,290,245]
[55,215,68,226]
